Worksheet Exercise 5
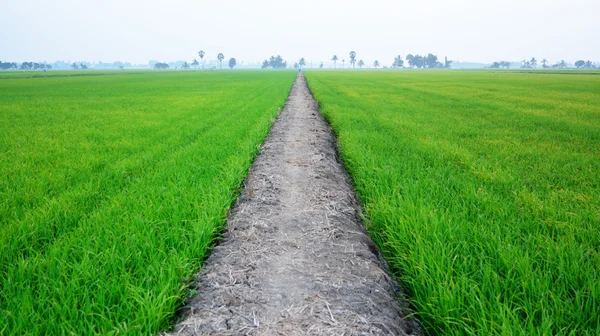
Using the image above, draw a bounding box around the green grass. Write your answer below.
[305,70,600,335]
[0,70,296,334]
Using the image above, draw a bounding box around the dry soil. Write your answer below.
[169,74,420,335]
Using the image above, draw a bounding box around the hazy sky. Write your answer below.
[1,0,599,66]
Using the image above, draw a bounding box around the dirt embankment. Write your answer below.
[169,74,420,335]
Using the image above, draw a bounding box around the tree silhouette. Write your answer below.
[182,61,190,69]
[530,57,537,68]
[425,54,439,68]
[392,55,403,68]
[349,51,356,68]
[71,62,79,70]
[299,57,306,67]
[320,62,324,68]
[192,59,199,68]
[342,59,345,68]
[575,60,585,68]
[331,55,338,68]
[198,50,205,68]
[229,58,237,69]
[261,55,287,69]
[373,60,380,68]
[217,53,224,69]
[358,60,364,68]
[541,58,548,68]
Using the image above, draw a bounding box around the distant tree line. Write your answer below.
[574,60,596,68]
[261,55,287,69]
[17,62,53,70]
[0,61,18,70]
[488,57,597,69]
[70,63,89,70]
[405,54,452,68]
[154,62,170,69]
[168,50,238,70]
[3,51,597,71]
[489,61,512,69]
[1,60,135,70]
[327,52,451,69]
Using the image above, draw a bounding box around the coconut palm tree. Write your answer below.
[349,51,356,68]
[198,50,205,68]
[358,60,364,68]
[331,55,338,68]
[217,53,224,69]
[373,60,380,68]
[530,57,537,68]
[541,58,548,68]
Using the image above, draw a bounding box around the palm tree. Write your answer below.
[541,58,548,68]
[373,60,380,68]
[358,60,364,68]
[559,60,566,68]
[331,55,338,68]
[393,55,403,68]
[217,53,224,69]
[192,59,199,69]
[299,57,306,67]
[198,50,205,68]
[319,62,324,68]
[349,51,356,68]
[530,57,537,68]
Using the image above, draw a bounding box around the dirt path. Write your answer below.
[170,74,419,335]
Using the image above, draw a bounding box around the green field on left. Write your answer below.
[0,70,296,334]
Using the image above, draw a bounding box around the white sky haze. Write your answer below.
[1,0,599,66]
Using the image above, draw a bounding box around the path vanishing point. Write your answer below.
[169,74,420,335]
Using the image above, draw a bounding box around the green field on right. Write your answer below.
[305,70,600,335]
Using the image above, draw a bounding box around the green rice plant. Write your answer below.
[0,70,296,334]
[305,70,600,335]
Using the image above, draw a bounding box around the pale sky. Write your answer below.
[1,0,599,66]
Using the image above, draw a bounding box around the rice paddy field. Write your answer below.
[305,70,600,335]
[0,70,295,334]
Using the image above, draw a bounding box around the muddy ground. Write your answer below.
[169,74,420,335]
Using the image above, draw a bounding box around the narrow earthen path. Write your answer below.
[170,74,419,335]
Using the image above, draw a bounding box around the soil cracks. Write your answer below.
[169,74,420,335]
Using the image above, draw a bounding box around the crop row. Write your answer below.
[0,71,296,334]
[305,70,600,335]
